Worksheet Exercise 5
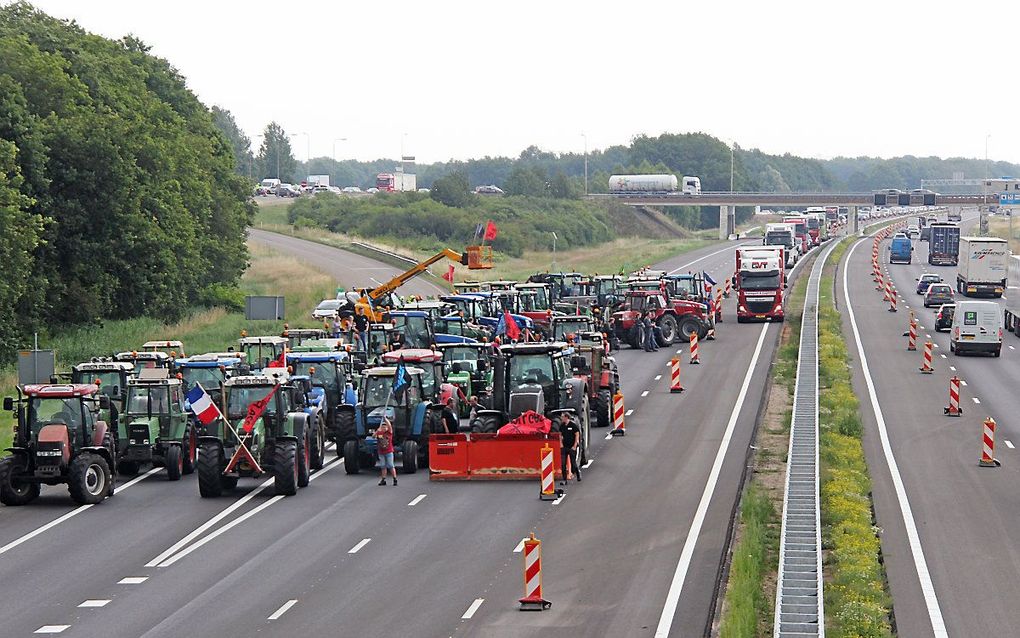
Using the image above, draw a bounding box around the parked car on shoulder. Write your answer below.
[916,273,943,295]
[924,283,954,308]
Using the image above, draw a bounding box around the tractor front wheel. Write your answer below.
[165,445,183,481]
[197,442,225,498]
[296,427,311,488]
[678,316,701,342]
[470,414,500,434]
[310,419,325,471]
[0,457,39,506]
[182,425,197,475]
[68,453,111,505]
[343,440,361,475]
[595,389,612,428]
[274,441,299,496]
[401,440,419,474]
[335,412,356,456]
[656,315,678,346]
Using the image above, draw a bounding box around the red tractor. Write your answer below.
[611,290,710,348]
[568,331,620,428]
[0,384,117,505]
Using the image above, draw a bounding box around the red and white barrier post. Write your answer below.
[715,287,724,323]
[919,340,934,374]
[907,314,917,351]
[670,356,684,393]
[518,533,552,611]
[887,282,898,312]
[539,445,557,500]
[689,331,701,364]
[611,392,626,437]
[944,376,962,416]
[980,418,1001,468]
[723,277,732,299]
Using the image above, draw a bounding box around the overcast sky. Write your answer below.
[21,0,1020,167]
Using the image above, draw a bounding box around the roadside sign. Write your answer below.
[1000,193,1020,206]
[245,295,285,321]
[18,349,54,385]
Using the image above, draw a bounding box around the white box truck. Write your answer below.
[957,236,1008,297]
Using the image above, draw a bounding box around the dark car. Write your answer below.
[916,273,942,295]
[276,184,301,198]
[924,283,954,308]
[934,303,955,332]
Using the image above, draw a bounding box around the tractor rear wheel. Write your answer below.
[595,389,612,428]
[296,427,311,488]
[401,440,419,474]
[335,412,356,456]
[628,326,644,349]
[182,425,197,475]
[656,315,678,346]
[197,442,225,498]
[678,316,701,342]
[470,414,500,433]
[343,440,361,475]
[310,418,325,471]
[165,445,183,481]
[68,453,111,505]
[0,457,39,506]
[274,441,299,496]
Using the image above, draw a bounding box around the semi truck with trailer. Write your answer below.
[375,172,417,192]
[957,237,1008,297]
[782,215,810,255]
[607,174,701,194]
[764,223,799,268]
[734,246,785,322]
[928,223,961,265]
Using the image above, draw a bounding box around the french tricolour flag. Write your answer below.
[186,384,222,426]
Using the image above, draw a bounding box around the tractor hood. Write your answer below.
[123,415,163,439]
[365,406,396,428]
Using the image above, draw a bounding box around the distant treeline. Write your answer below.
[0,4,253,360]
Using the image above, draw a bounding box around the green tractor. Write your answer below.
[196,374,315,497]
[436,343,496,418]
[0,384,116,505]
[118,368,196,480]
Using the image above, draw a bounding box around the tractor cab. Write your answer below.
[70,360,133,406]
[388,310,436,349]
[142,340,186,357]
[173,353,243,405]
[527,273,584,302]
[286,351,357,427]
[238,336,288,371]
[403,300,457,322]
[482,280,517,292]
[113,350,172,372]
[551,315,598,342]
[454,281,483,294]
[381,348,458,408]
[283,327,328,349]
[515,283,552,310]
[120,368,194,479]
[437,343,496,415]
[0,384,115,505]
[440,294,490,323]
[664,273,710,304]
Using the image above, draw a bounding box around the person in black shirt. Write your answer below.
[353,310,369,351]
[440,396,459,434]
[557,411,581,484]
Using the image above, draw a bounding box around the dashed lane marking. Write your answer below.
[960,380,968,386]
[950,366,956,371]
[604,432,613,440]
[407,494,427,507]
[513,538,527,553]
[118,577,148,585]
[940,354,947,359]
[641,390,649,397]
[1006,440,1016,450]
[655,375,662,381]
[78,600,110,608]
[626,409,634,416]
[34,626,70,634]
[268,599,298,621]
[348,538,372,554]
[462,598,485,619]
[583,459,593,469]
[552,492,567,505]
[972,397,981,404]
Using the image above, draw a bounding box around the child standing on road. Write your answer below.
[376,417,397,486]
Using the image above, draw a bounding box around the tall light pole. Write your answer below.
[551,232,558,271]
[730,144,735,192]
[982,134,991,235]
[581,133,588,196]
[333,137,347,184]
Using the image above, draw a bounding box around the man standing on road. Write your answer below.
[376,417,397,486]
[557,411,581,484]
[642,312,658,352]
[440,396,459,434]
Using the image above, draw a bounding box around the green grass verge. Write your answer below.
[817,236,894,638]
[719,483,779,638]
[0,242,334,450]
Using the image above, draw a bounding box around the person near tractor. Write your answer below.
[440,396,459,434]
[331,318,342,339]
[557,411,581,484]
[353,310,369,351]
[376,417,397,486]
[642,313,658,352]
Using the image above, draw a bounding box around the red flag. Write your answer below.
[483,220,498,241]
[442,264,455,283]
[266,348,287,368]
[241,385,279,433]
[504,309,520,341]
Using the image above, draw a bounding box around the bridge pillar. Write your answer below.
[719,206,730,240]
[848,205,858,235]
[728,207,736,237]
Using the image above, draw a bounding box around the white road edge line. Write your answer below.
[667,242,749,276]
[348,538,372,554]
[462,598,485,619]
[655,322,770,637]
[268,599,298,620]
[0,467,161,556]
[843,238,948,637]
[118,577,148,585]
[408,494,427,507]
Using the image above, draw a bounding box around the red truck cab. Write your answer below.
[735,247,785,322]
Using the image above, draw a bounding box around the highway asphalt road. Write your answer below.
[0,233,815,637]
[840,211,1020,637]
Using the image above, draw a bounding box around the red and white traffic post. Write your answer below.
[979,417,1001,468]
[945,376,962,416]
[887,281,898,312]
[689,331,701,364]
[907,314,917,351]
[539,445,557,501]
[714,287,724,323]
[610,392,626,437]
[518,533,552,611]
[723,276,732,299]
[670,357,684,393]
[919,340,934,373]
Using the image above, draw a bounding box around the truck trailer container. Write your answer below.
[928,223,960,265]
[957,237,1008,297]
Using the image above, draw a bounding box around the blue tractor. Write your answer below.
[286,351,357,459]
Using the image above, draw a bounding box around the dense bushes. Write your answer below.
[287,191,613,258]
[0,3,254,360]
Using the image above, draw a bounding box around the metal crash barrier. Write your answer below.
[429,433,563,481]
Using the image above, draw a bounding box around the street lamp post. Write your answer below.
[982,134,991,235]
[730,144,735,192]
[581,133,588,196]
[551,232,558,271]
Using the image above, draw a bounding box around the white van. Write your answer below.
[950,300,1003,356]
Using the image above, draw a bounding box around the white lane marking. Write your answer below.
[940,354,947,359]
[78,600,110,608]
[268,599,298,620]
[655,323,770,636]
[34,626,70,634]
[655,375,662,381]
[905,305,910,309]
[843,239,948,637]
[1011,346,1016,351]
[513,538,528,553]
[668,242,749,275]
[604,432,614,440]
[626,409,634,416]
[926,334,932,339]
[118,577,148,585]
[959,380,967,386]
[582,459,593,469]
[0,467,161,556]
[407,494,427,507]
[1006,440,1016,449]
[158,457,342,567]
[950,366,956,371]
[933,343,940,349]
[972,397,981,404]
[462,598,485,620]
[552,492,567,505]
[641,390,650,397]
[348,538,372,554]
[145,476,275,567]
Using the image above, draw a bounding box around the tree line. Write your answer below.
[0,3,253,361]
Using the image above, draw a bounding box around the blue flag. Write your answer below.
[702,271,717,286]
[494,312,507,336]
[391,360,409,399]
